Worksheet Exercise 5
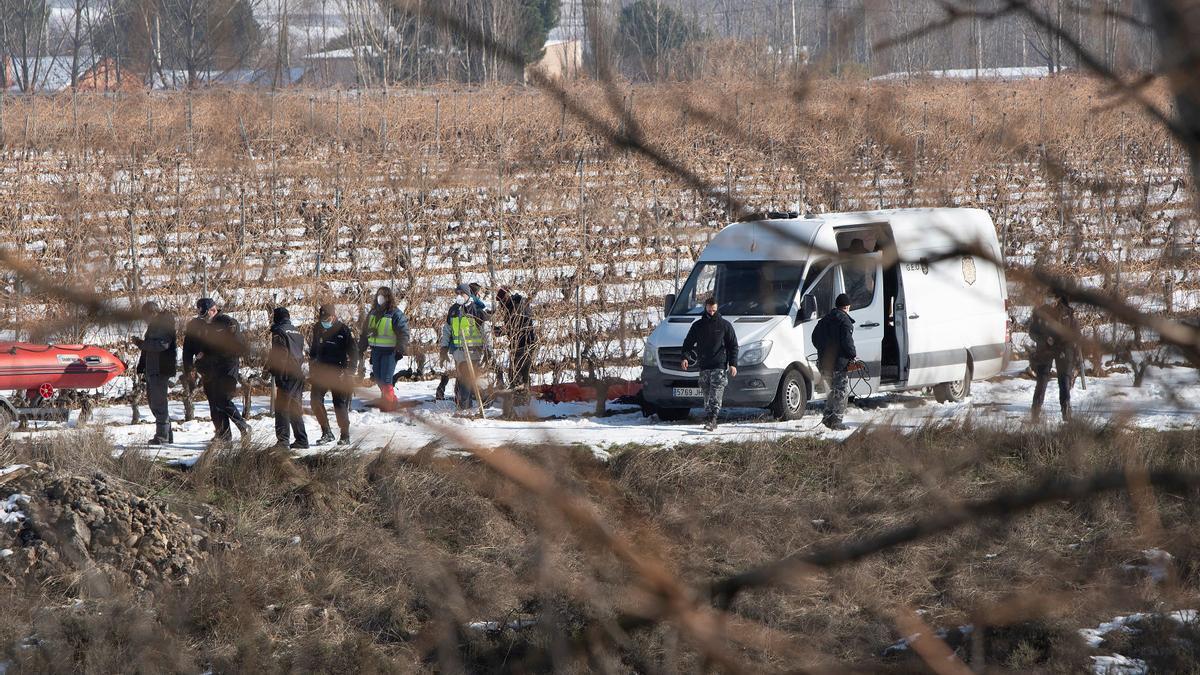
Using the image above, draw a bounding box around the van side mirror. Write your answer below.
[796,294,817,324]
[664,293,676,315]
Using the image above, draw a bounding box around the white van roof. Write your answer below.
[698,208,997,261]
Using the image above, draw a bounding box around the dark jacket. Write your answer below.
[310,321,358,370]
[498,294,535,348]
[681,312,739,370]
[1029,301,1077,359]
[812,308,856,374]
[268,319,305,384]
[136,311,177,378]
[182,314,246,379]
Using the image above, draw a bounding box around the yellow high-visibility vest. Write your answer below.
[368,314,398,347]
[450,314,483,348]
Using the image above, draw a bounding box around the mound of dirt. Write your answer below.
[0,464,226,588]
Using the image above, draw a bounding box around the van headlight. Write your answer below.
[738,340,772,366]
[642,342,657,366]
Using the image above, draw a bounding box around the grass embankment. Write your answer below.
[2,422,1199,672]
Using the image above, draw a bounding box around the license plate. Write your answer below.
[672,387,703,398]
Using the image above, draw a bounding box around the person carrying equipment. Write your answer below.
[183,298,252,446]
[359,287,410,412]
[267,307,309,450]
[811,293,856,431]
[439,283,491,411]
[132,300,177,445]
[310,304,357,446]
[1029,292,1078,422]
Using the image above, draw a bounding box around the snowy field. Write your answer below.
[12,360,1199,465]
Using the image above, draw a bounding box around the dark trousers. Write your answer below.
[1032,353,1073,420]
[273,377,308,446]
[511,338,534,390]
[311,376,351,436]
[203,375,249,442]
[146,374,172,442]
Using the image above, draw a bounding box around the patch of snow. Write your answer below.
[0,549,12,559]
[0,464,29,478]
[1121,548,1174,583]
[882,624,973,657]
[1,494,30,525]
[1090,654,1148,675]
[1080,610,1198,674]
[872,66,1050,81]
[467,618,537,632]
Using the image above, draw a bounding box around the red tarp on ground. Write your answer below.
[531,380,643,403]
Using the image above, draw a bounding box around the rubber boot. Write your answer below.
[380,384,398,412]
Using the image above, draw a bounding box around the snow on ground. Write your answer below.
[1080,610,1199,675]
[871,66,1051,81]
[9,361,1200,465]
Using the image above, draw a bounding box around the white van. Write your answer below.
[640,208,1010,421]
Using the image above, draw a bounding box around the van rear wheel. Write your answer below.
[771,370,809,421]
[657,407,690,422]
[933,366,972,403]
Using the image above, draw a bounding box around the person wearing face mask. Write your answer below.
[438,282,491,411]
[310,304,358,445]
[359,286,410,412]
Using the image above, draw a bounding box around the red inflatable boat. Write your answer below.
[0,342,125,394]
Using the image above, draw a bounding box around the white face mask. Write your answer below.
[376,294,386,305]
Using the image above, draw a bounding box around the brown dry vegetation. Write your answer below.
[0,77,1195,382]
[2,423,1200,672]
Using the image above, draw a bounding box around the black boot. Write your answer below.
[316,429,335,445]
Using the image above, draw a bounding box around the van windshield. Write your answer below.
[671,261,806,316]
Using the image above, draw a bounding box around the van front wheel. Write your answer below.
[771,371,809,421]
[933,366,972,403]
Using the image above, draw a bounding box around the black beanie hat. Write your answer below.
[272,307,290,324]
[835,293,851,308]
[196,297,216,315]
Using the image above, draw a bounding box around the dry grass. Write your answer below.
[0,77,1193,380]
[2,423,1200,672]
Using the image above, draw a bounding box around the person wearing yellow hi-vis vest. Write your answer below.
[358,286,410,412]
[439,282,492,411]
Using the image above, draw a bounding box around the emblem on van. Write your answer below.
[962,256,977,285]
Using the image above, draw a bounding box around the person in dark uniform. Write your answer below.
[812,293,856,431]
[310,304,358,445]
[495,287,536,402]
[267,307,308,449]
[133,300,176,445]
[182,298,251,446]
[1029,292,1078,422]
[680,297,739,431]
